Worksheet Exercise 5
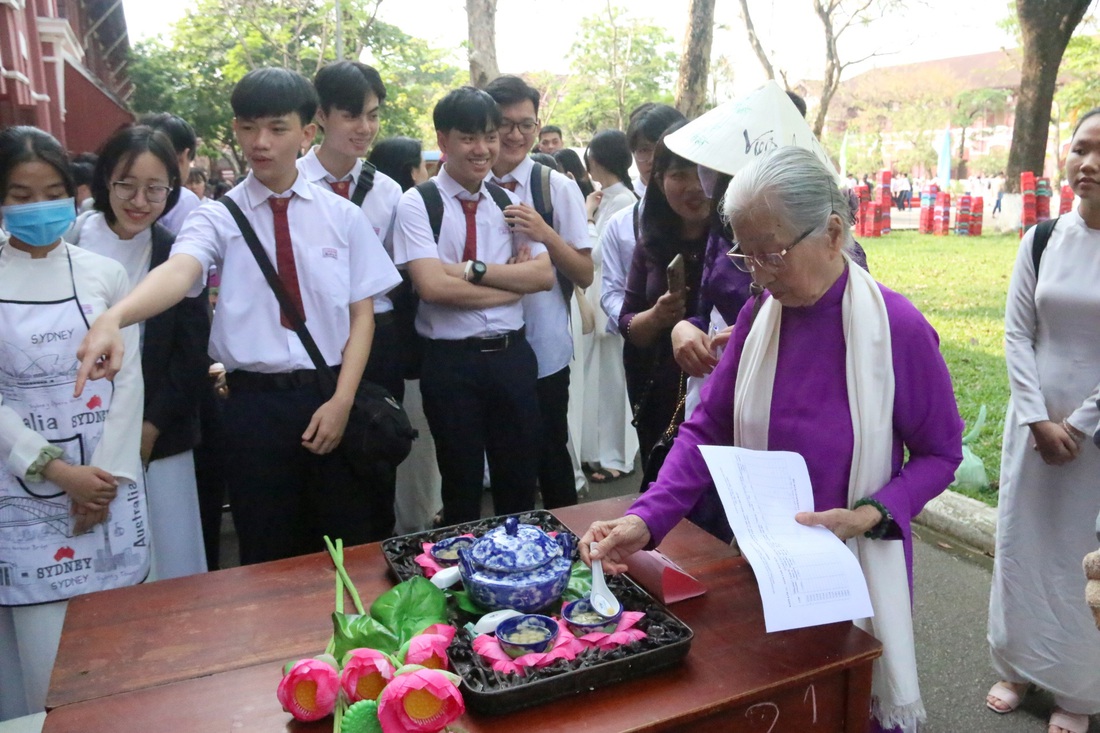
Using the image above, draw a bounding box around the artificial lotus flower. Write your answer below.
[277,657,340,722]
[341,648,397,703]
[377,667,464,733]
[403,625,457,671]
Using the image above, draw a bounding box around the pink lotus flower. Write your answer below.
[377,668,464,733]
[277,658,340,722]
[341,648,396,703]
[404,625,456,671]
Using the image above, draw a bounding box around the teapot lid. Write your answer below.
[468,516,562,572]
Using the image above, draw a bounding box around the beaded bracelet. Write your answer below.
[853,497,893,540]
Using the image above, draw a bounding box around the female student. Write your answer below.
[0,126,147,720]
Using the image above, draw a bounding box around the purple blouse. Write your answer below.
[628,268,963,581]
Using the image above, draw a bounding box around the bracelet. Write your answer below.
[853,497,893,540]
[1062,418,1086,443]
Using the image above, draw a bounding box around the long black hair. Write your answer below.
[0,126,75,201]
[554,148,594,199]
[585,130,634,194]
[91,125,181,225]
[368,136,423,193]
[639,121,710,265]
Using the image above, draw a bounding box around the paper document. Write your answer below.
[699,446,873,632]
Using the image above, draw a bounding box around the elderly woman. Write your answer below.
[581,147,963,733]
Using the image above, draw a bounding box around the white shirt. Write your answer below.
[393,165,546,340]
[0,242,143,483]
[72,211,153,291]
[171,171,401,372]
[632,177,647,200]
[599,203,639,334]
[489,156,590,377]
[160,185,202,236]
[589,181,638,240]
[297,147,403,313]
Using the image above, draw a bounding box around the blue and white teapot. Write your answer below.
[457,516,575,612]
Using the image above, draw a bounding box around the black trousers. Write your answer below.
[222,377,388,565]
[536,366,576,508]
[419,336,540,525]
[362,316,404,402]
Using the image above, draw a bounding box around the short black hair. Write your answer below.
[188,168,207,185]
[0,126,75,201]
[367,136,423,193]
[71,159,96,189]
[626,104,685,151]
[785,91,808,119]
[484,75,540,116]
[231,67,318,126]
[529,152,561,171]
[585,129,635,192]
[314,61,386,118]
[553,148,594,199]
[433,86,502,134]
[1073,107,1100,138]
[539,125,562,138]
[138,113,198,161]
[91,125,181,226]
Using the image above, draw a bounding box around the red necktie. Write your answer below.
[461,198,480,262]
[268,196,305,329]
[494,179,518,192]
[329,179,351,198]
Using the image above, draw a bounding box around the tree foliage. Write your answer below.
[1055,12,1100,125]
[547,4,677,138]
[127,0,461,170]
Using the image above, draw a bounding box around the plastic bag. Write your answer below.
[951,404,988,491]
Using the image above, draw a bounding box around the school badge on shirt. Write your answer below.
[322,248,338,260]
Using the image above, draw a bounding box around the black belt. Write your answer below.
[226,369,331,392]
[374,310,394,326]
[430,327,525,353]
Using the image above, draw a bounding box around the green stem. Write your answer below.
[333,698,346,733]
[324,535,366,615]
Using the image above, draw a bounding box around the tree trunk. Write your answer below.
[737,0,775,82]
[1005,0,1091,193]
[466,0,499,89]
[675,0,716,118]
[811,0,841,139]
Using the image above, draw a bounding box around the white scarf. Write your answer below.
[732,256,924,730]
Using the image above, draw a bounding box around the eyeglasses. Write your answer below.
[633,145,656,163]
[498,119,538,135]
[110,180,173,204]
[726,222,820,273]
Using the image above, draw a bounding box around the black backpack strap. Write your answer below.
[219,198,338,395]
[414,180,445,243]
[484,181,513,213]
[632,201,641,243]
[529,162,554,227]
[350,161,376,207]
[1030,217,1058,276]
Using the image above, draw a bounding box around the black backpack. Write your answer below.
[350,161,376,207]
[1028,217,1058,275]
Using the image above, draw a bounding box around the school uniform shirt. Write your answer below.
[392,165,546,340]
[0,241,144,484]
[160,186,202,236]
[171,171,401,373]
[297,147,403,314]
[489,156,590,377]
[599,204,639,335]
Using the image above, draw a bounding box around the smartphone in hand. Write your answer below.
[667,253,686,295]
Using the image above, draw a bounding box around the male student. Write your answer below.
[297,60,405,539]
[76,68,401,564]
[392,86,555,525]
[537,124,564,155]
[485,75,592,508]
[141,113,202,234]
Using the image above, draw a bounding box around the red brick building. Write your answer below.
[1,0,133,154]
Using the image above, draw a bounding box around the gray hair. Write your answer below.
[721,147,854,248]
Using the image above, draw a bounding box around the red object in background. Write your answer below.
[971,197,984,236]
[1059,185,1074,215]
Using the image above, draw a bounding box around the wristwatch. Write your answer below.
[464,259,487,284]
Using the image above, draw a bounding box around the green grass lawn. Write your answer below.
[862,230,1020,506]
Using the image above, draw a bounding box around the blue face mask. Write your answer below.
[1,198,76,247]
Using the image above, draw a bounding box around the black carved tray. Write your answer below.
[380,510,694,715]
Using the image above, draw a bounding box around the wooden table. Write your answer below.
[44,496,881,732]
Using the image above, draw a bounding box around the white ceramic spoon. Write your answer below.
[589,542,622,618]
[429,566,462,589]
[472,609,524,635]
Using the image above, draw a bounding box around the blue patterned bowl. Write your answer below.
[495,614,559,658]
[429,536,474,566]
[562,597,622,635]
[458,516,575,612]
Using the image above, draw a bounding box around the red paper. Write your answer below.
[624,550,706,604]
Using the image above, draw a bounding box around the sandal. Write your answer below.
[588,468,631,484]
[986,681,1026,714]
[1049,708,1088,733]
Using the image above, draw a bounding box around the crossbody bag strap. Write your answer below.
[220,197,338,396]
[351,161,376,207]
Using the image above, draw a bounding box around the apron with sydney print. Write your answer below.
[0,247,149,605]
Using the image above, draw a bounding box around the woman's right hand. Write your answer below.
[43,460,118,509]
[1029,420,1080,465]
[672,320,719,377]
[579,515,652,575]
[651,290,686,329]
[585,190,603,220]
